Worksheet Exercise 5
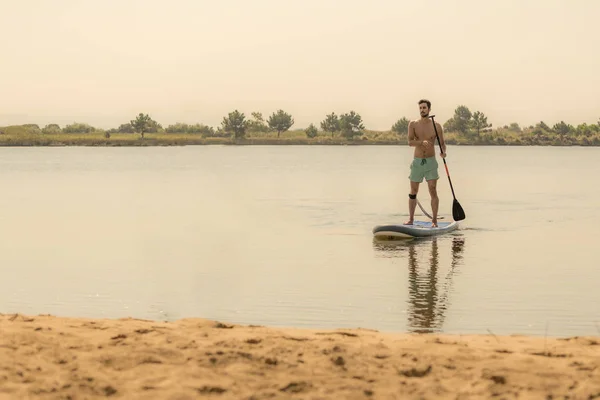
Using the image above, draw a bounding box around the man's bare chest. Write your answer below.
[413,124,435,140]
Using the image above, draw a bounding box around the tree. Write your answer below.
[451,105,473,134]
[471,111,492,134]
[443,118,455,133]
[63,123,95,133]
[145,119,163,133]
[189,124,214,136]
[391,117,409,135]
[165,123,188,133]
[538,121,550,131]
[117,123,134,133]
[305,123,318,138]
[165,123,214,136]
[575,123,592,137]
[267,109,294,138]
[320,112,340,137]
[247,112,269,133]
[532,121,551,136]
[552,121,572,136]
[507,122,520,132]
[442,106,493,136]
[339,111,365,139]
[130,113,154,139]
[221,110,248,139]
[42,124,61,134]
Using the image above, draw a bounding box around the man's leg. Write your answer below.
[405,180,420,225]
[427,178,439,227]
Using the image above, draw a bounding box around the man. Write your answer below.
[405,99,446,227]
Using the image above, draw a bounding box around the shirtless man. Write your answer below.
[405,99,446,227]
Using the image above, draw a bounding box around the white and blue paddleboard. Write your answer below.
[373,220,458,239]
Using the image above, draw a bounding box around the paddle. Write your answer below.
[429,115,466,221]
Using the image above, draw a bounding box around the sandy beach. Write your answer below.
[1,313,599,399]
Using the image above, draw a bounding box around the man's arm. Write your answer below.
[407,121,422,147]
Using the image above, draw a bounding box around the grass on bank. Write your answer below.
[1,125,599,146]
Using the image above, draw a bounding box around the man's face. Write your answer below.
[419,103,429,117]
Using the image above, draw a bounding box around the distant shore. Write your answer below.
[1,125,599,147]
[1,313,599,399]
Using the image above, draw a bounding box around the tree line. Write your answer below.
[17,109,368,140]
[6,106,600,140]
[391,105,600,138]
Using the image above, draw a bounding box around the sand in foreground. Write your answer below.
[1,314,599,399]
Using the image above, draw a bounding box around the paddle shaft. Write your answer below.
[430,115,457,199]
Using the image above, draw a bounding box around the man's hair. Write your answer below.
[418,99,431,109]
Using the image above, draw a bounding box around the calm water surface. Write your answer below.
[0,145,598,337]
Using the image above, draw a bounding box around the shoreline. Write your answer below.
[2,313,599,399]
[1,128,600,147]
[0,139,599,147]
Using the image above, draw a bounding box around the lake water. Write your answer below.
[0,145,598,338]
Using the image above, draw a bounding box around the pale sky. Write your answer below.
[1,0,598,130]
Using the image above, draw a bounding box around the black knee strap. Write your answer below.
[409,194,416,199]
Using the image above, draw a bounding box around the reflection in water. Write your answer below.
[373,236,465,333]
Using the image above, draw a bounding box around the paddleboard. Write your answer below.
[372,220,458,239]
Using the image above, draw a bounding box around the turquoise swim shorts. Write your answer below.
[409,156,439,182]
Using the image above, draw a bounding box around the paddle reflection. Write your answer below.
[372,236,465,333]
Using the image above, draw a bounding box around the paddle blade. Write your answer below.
[452,199,466,221]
